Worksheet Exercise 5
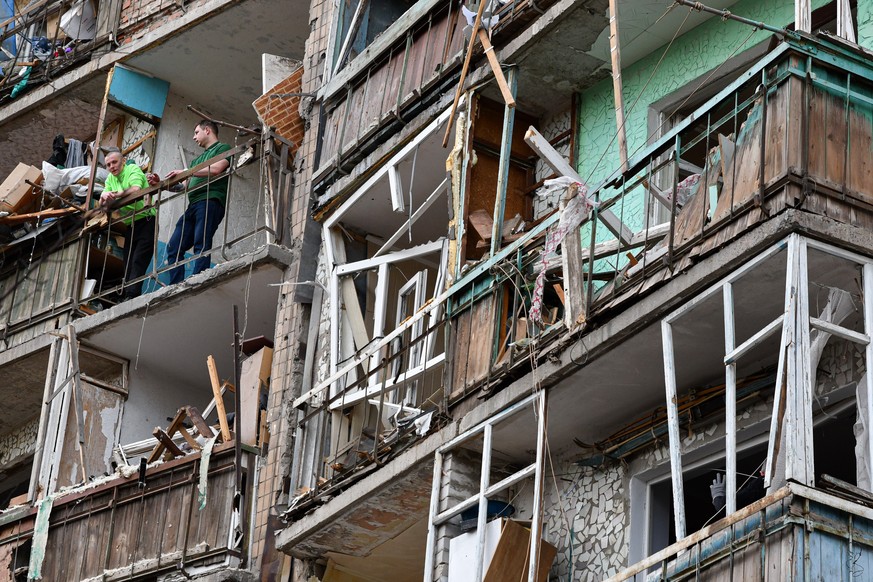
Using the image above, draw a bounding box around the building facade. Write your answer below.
[4,0,873,580]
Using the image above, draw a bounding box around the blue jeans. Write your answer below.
[165,199,225,285]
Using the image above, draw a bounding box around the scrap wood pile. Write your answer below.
[0,161,111,247]
[146,347,274,463]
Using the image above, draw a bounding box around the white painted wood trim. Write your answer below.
[724,314,784,365]
[336,239,445,275]
[325,105,454,228]
[810,317,870,346]
[723,282,737,514]
[374,177,448,258]
[661,319,686,539]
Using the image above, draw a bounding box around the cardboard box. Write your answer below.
[0,163,43,215]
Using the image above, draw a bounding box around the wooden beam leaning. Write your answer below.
[65,325,88,483]
[561,184,586,329]
[524,126,634,246]
[207,355,232,442]
[152,428,185,461]
[476,28,515,108]
[442,0,488,147]
[608,0,628,172]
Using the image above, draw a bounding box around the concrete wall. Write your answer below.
[575,0,830,242]
[542,461,629,580]
[149,90,265,278]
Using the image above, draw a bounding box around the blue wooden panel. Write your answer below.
[108,65,170,119]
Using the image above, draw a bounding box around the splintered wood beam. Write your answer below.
[476,28,515,109]
[524,126,634,245]
[608,0,628,172]
[207,355,232,442]
[185,406,214,438]
[442,0,488,147]
[66,325,87,484]
[561,184,586,329]
[152,428,184,460]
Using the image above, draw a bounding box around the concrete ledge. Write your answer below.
[276,421,458,558]
[75,242,294,335]
[459,209,873,433]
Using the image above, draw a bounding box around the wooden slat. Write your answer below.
[153,428,184,459]
[524,126,633,245]
[207,355,232,442]
[184,406,214,438]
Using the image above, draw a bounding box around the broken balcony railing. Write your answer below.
[0,0,107,101]
[291,35,873,495]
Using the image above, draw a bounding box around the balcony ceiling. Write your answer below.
[502,0,740,118]
[125,0,309,125]
[77,253,285,400]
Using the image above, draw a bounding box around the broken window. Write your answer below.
[313,107,452,481]
[424,392,553,581]
[657,234,873,544]
[332,0,417,73]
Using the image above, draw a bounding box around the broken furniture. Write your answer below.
[147,405,214,463]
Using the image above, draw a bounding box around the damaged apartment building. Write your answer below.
[5,0,873,580]
[0,0,318,577]
[273,0,873,580]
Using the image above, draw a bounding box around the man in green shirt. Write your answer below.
[101,147,155,299]
[147,119,231,284]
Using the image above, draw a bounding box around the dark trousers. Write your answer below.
[165,199,225,285]
[122,215,155,298]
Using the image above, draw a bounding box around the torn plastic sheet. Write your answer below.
[414,411,434,437]
[197,435,218,510]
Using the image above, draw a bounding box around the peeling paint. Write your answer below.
[26,495,53,580]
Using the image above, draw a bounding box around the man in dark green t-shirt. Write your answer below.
[147,120,231,284]
[101,147,155,299]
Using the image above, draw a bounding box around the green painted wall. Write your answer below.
[860,1,873,49]
[575,0,829,246]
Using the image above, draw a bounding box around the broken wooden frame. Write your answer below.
[30,328,128,500]
[423,390,546,582]
[660,233,873,540]
[319,106,454,407]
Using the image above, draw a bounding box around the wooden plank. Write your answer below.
[717,97,764,221]
[847,98,873,204]
[153,428,185,459]
[608,0,628,171]
[561,183,586,329]
[482,519,556,582]
[442,0,487,147]
[239,347,272,446]
[184,406,214,438]
[403,25,431,104]
[524,126,633,245]
[476,28,515,108]
[207,355,231,442]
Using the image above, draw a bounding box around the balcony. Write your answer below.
[283,31,873,579]
[0,445,253,581]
